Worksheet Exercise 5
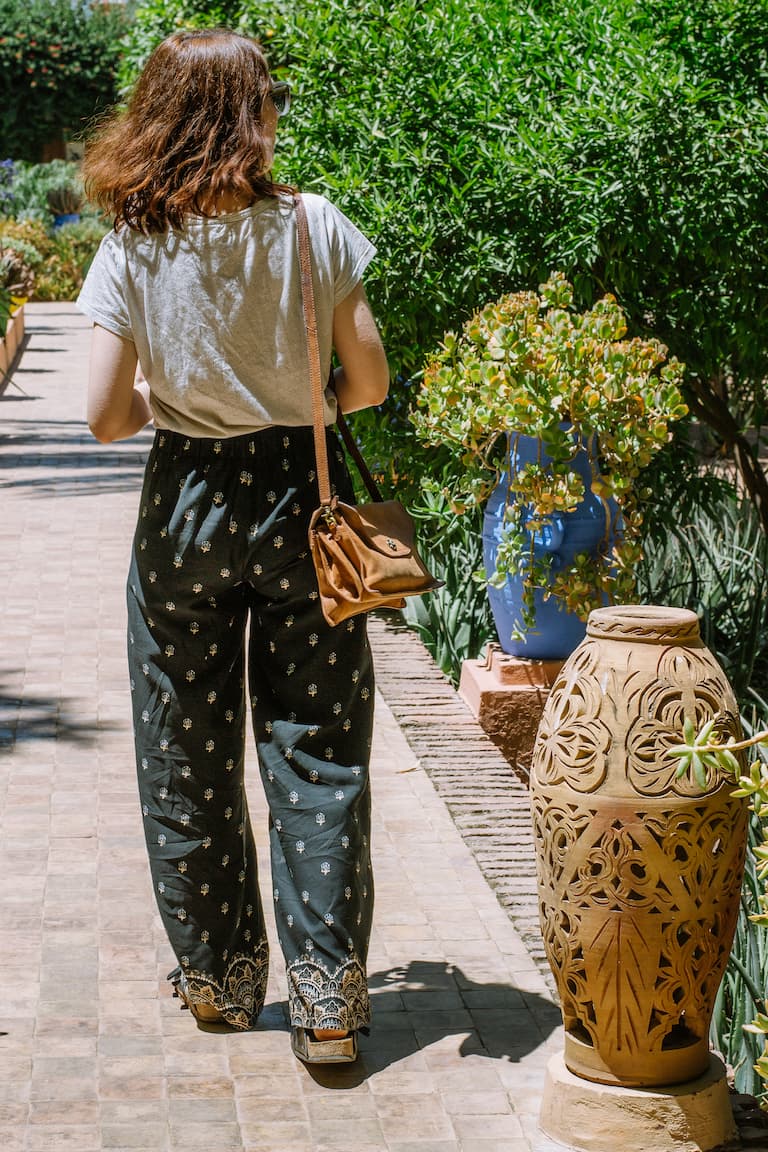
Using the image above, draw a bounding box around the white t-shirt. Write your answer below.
[76,192,376,438]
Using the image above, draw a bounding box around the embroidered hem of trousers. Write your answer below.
[127,427,374,1031]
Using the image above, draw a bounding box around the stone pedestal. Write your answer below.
[458,644,563,775]
[539,1052,739,1152]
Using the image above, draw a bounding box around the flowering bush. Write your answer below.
[0,0,128,161]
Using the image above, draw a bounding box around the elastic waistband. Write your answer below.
[153,425,320,461]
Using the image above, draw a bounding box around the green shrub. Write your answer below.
[116,0,244,96]
[0,219,56,267]
[0,0,128,161]
[121,0,768,528]
[0,216,107,301]
[34,219,107,300]
[0,160,108,300]
[0,234,44,272]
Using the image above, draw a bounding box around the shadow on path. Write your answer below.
[0,417,150,495]
[223,960,561,1089]
[0,672,118,750]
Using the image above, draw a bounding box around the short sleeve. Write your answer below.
[324,200,377,306]
[76,230,133,340]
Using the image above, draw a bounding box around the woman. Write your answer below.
[77,27,388,1064]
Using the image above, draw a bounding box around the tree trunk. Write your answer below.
[687,378,768,535]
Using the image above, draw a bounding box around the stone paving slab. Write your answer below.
[0,304,565,1152]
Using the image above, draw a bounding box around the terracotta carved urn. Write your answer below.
[530,605,748,1088]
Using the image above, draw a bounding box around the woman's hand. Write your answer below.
[331,283,389,413]
[87,324,153,442]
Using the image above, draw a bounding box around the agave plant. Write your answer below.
[402,484,495,683]
[637,495,768,701]
[672,709,768,1092]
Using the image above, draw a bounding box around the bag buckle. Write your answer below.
[321,503,338,528]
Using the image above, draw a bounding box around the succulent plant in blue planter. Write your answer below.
[414,273,688,656]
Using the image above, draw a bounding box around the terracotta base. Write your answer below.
[459,645,563,775]
[539,1051,738,1152]
[565,1029,709,1089]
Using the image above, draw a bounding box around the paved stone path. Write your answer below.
[367,619,546,978]
[0,304,564,1152]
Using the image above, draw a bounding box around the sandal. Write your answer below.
[169,967,226,1025]
[291,1026,358,1064]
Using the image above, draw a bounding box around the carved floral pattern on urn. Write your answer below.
[531,606,747,1088]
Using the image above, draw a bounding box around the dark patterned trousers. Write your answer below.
[126,426,374,1031]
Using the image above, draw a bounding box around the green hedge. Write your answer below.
[0,0,128,161]
[120,0,768,521]
[116,0,244,96]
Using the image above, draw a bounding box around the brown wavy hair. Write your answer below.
[82,29,290,233]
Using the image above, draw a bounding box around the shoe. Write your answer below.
[291,1026,358,1064]
[169,968,226,1024]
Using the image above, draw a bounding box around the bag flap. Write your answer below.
[332,500,417,558]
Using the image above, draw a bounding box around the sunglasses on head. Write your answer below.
[269,81,291,118]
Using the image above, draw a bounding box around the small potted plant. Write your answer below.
[414,272,689,657]
[47,184,83,229]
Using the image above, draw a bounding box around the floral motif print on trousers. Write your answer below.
[127,425,374,1031]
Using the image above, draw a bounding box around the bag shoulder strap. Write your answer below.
[335,407,382,503]
[294,192,383,506]
[295,193,332,505]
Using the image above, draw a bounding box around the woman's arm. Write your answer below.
[331,282,389,413]
[87,324,153,443]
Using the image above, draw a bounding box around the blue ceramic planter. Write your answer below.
[483,432,618,659]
